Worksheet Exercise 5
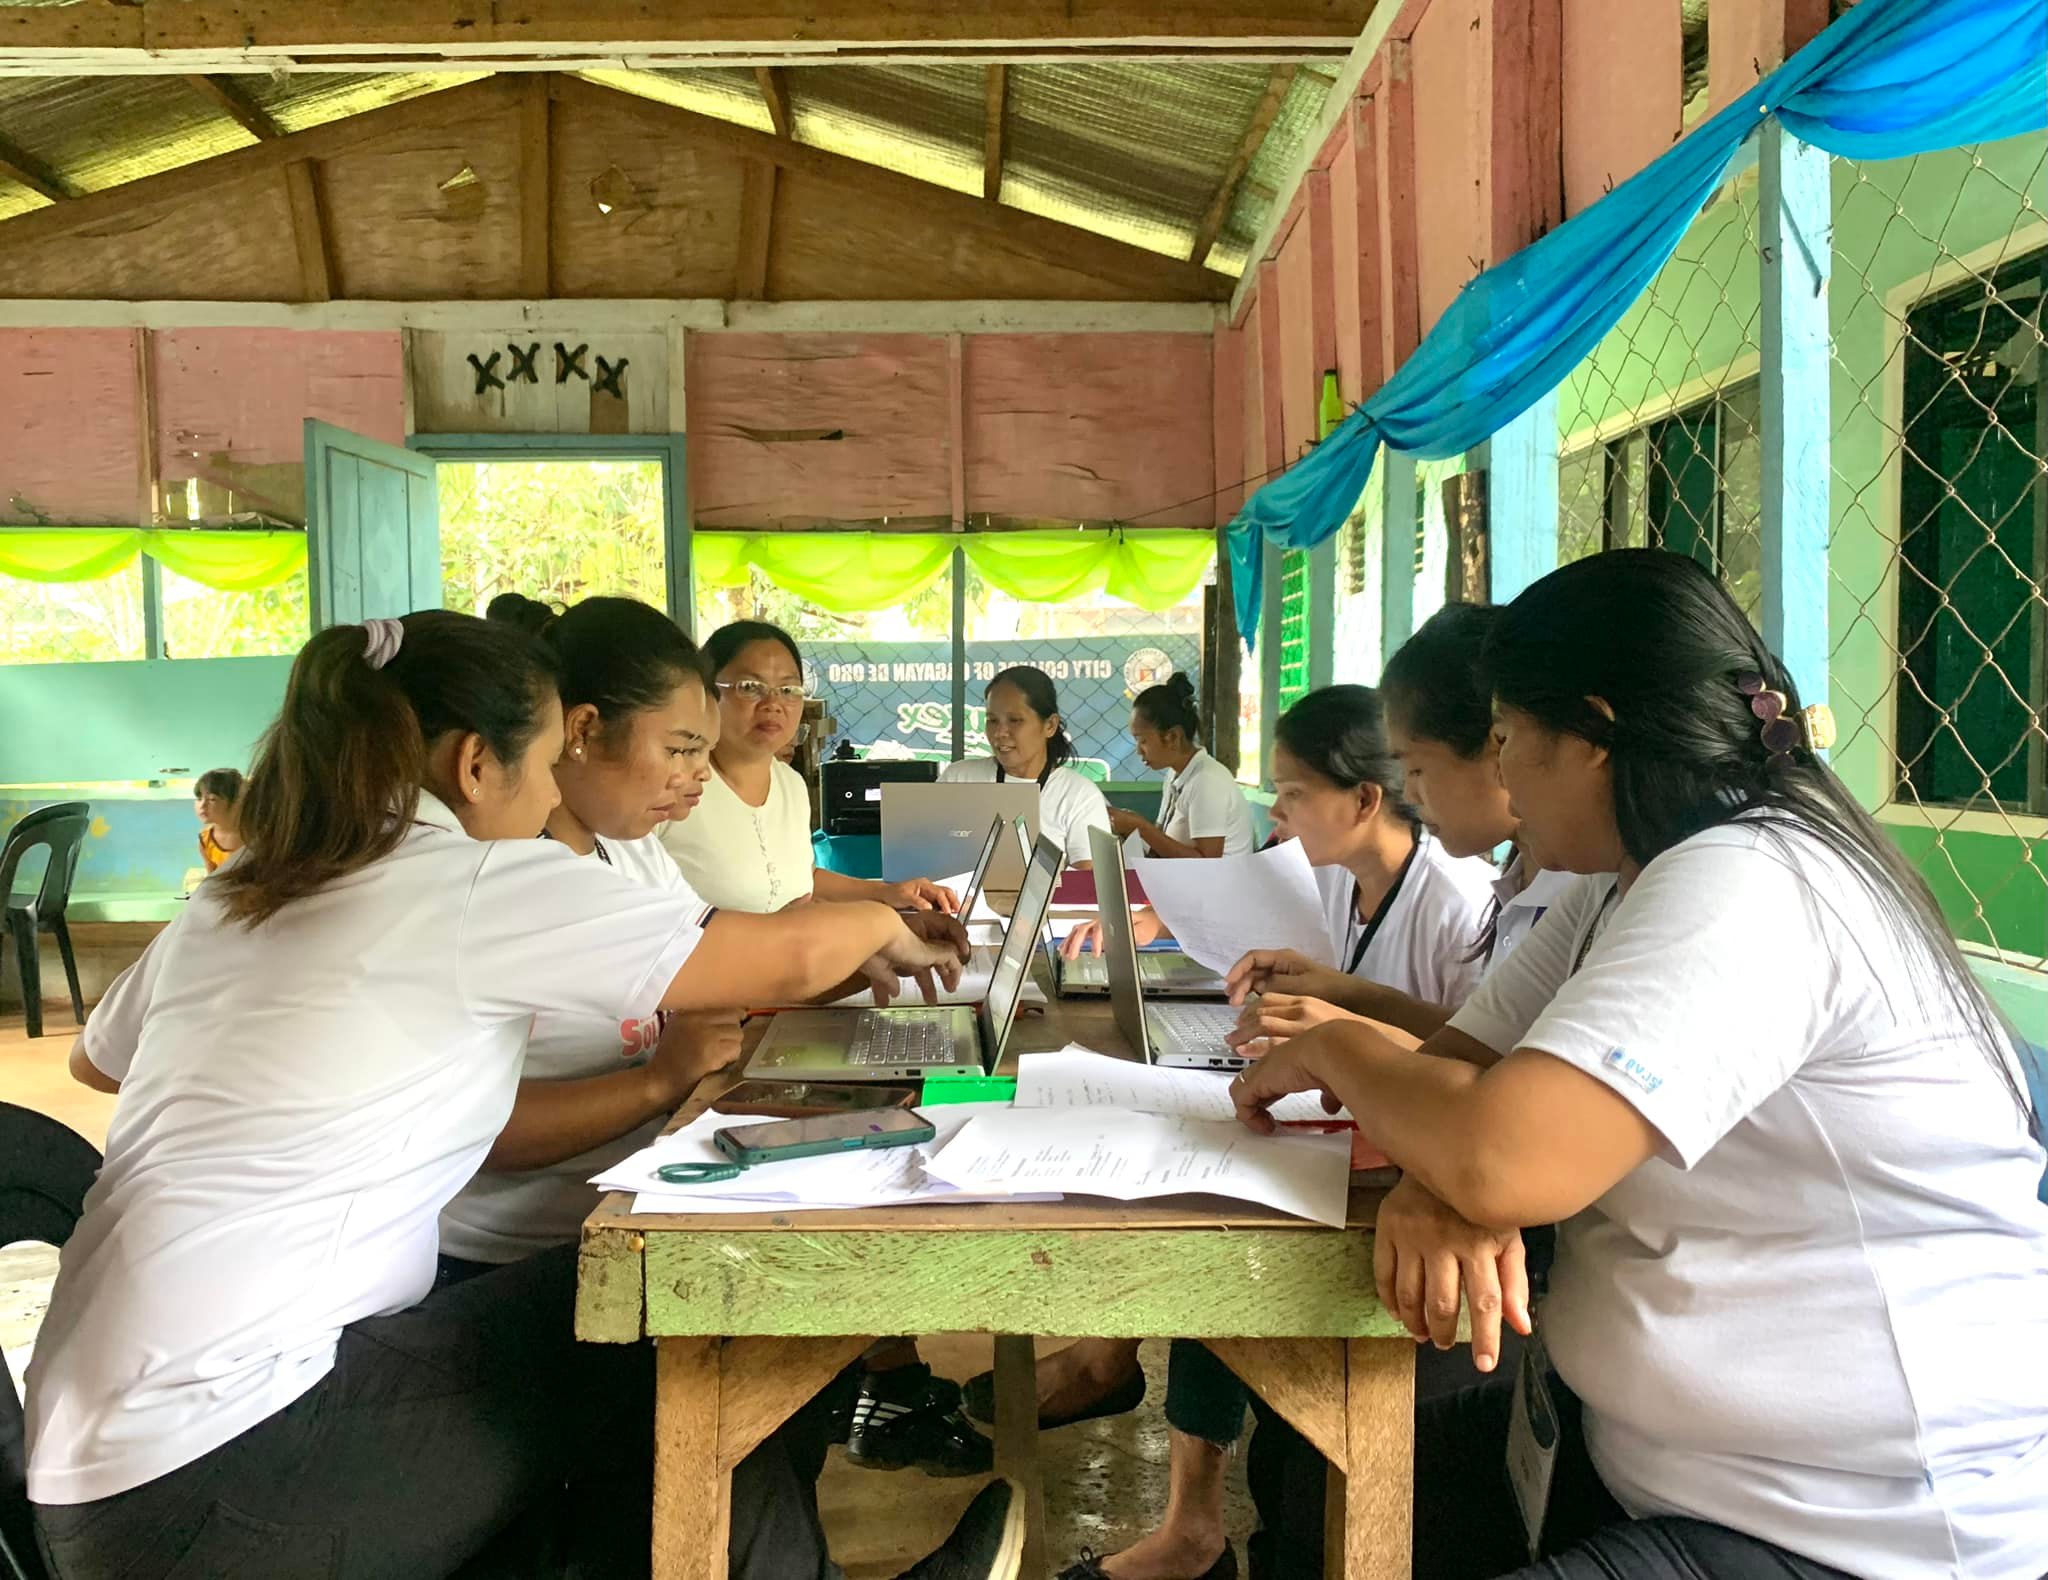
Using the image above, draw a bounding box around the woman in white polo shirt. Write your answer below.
[1226,604,1595,1051]
[1113,672,1254,860]
[942,664,1112,867]
[1232,550,2048,1580]
[661,618,958,914]
[28,611,1016,1580]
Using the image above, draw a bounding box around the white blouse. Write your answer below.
[939,756,1112,867]
[660,757,814,913]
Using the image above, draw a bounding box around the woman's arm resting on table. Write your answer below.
[483,1012,744,1171]
[1233,1023,1661,1226]
[661,903,967,1012]
[68,1036,121,1094]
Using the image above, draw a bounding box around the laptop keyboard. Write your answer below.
[848,1009,961,1066]
[1148,1002,1241,1058]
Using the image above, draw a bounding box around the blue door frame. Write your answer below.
[406,433,694,633]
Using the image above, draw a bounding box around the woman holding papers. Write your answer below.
[1228,604,1596,1049]
[943,664,1113,867]
[1112,672,1256,859]
[31,609,1013,1580]
[1230,551,2048,1580]
[661,618,958,914]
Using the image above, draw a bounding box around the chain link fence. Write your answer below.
[1827,140,2046,966]
[1556,165,1765,620]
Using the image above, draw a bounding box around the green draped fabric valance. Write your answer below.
[0,528,308,591]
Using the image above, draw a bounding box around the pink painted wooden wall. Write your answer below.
[1563,0,1682,216]
[152,330,404,478]
[0,328,142,523]
[1410,0,1489,339]
[963,333,1214,526]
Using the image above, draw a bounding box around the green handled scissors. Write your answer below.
[654,1161,745,1186]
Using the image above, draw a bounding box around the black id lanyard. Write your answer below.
[1568,881,1620,978]
[995,761,1054,789]
[540,828,612,866]
[1344,838,1422,976]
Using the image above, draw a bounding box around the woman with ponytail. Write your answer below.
[1230,551,2048,1580]
[30,612,1022,1580]
[1112,672,1253,859]
[941,664,1113,867]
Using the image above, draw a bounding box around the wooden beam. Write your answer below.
[753,65,792,138]
[1374,45,1421,365]
[519,75,553,298]
[982,63,1008,202]
[0,133,70,203]
[1189,64,1296,266]
[183,72,282,140]
[736,159,777,300]
[281,157,333,302]
[0,75,524,249]
[549,74,1231,301]
[0,2,1376,60]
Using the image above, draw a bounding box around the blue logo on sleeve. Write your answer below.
[1602,1047,1663,1095]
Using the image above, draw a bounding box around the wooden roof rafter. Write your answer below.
[1189,63,1297,266]
[182,72,283,140]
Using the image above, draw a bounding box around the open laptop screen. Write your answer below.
[976,833,1063,1061]
[1088,823,1152,1062]
[954,817,1003,921]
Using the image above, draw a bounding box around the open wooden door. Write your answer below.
[304,420,440,628]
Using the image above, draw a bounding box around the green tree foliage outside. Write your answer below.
[440,459,669,616]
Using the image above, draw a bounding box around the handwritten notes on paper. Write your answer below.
[924,1106,1351,1227]
[1131,840,1332,975]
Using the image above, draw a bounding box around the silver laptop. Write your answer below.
[745,831,1064,1082]
[882,782,1040,890]
[1019,817,1227,1000]
[1092,825,1247,1072]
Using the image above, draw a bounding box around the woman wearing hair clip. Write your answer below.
[30,611,1026,1580]
[661,618,960,915]
[942,664,1113,867]
[1229,550,2048,1580]
[1112,672,1255,860]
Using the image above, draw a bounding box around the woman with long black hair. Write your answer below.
[1231,550,2048,1579]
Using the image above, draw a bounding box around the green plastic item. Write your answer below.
[919,1073,1018,1105]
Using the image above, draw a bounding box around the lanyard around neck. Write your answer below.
[1568,882,1620,978]
[995,761,1053,790]
[1346,836,1421,976]
[540,828,611,866]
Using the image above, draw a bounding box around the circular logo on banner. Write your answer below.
[1123,648,1173,692]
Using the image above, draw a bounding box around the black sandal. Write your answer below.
[960,1362,1147,1431]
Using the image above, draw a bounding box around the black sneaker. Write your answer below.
[890,1478,1025,1580]
[846,1363,996,1477]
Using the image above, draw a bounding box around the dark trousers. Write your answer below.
[35,1245,848,1580]
[1245,1369,1855,1580]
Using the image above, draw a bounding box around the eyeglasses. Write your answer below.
[717,680,806,705]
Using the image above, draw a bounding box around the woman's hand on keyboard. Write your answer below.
[872,914,971,1003]
[1225,992,1360,1052]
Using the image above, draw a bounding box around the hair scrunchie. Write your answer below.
[361,617,405,671]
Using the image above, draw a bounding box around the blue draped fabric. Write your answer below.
[1227,0,2048,645]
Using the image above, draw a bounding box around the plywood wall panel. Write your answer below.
[318,99,525,301]
[153,330,404,473]
[548,96,746,299]
[408,328,667,434]
[1563,0,1682,215]
[0,328,141,523]
[1274,217,1323,461]
[1240,302,1267,483]
[1328,121,1368,409]
[0,172,300,302]
[963,333,1213,526]
[1410,0,1488,337]
[686,332,952,528]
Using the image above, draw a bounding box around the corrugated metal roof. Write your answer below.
[0,59,1338,276]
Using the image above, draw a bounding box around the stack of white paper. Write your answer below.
[1016,1046,1349,1126]
[924,1105,1351,1227]
[596,1103,1060,1215]
[1131,840,1332,975]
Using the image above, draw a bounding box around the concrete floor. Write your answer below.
[0,1010,1257,1578]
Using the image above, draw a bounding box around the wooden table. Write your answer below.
[574,993,1416,1580]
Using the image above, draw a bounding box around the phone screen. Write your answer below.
[719,1107,932,1154]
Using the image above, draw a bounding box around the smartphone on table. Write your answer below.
[712,1107,937,1166]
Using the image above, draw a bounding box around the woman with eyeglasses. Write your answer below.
[660,620,958,915]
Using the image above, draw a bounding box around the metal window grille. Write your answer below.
[1276,547,1313,712]
[1828,142,2046,966]
[1556,170,1765,622]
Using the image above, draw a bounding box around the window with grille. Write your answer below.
[1555,379,1764,621]
[1893,246,2047,817]
[1276,547,1312,713]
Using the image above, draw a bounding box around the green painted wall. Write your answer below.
[1559,136,2046,985]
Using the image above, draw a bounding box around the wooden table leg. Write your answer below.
[991,1334,1047,1579]
[1324,1339,1414,1580]
[653,1336,729,1580]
